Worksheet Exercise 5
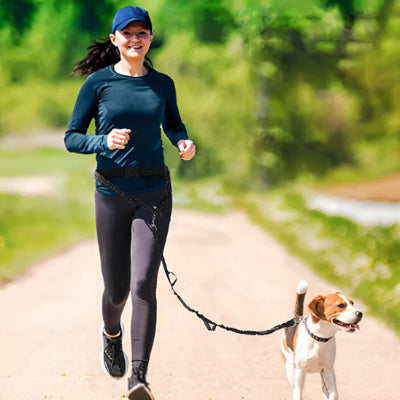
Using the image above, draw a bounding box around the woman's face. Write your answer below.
[110,21,153,62]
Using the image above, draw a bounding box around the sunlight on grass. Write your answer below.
[0,148,95,282]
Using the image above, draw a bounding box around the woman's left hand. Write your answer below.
[178,140,196,161]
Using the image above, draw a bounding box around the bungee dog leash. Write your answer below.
[94,166,299,336]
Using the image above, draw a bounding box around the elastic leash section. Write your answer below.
[94,168,299,336]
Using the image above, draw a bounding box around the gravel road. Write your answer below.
[1,209,399,400]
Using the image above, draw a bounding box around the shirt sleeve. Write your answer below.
[64,76,108,154]
[162,78,188,147]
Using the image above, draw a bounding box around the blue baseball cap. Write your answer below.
[111,6,152,34]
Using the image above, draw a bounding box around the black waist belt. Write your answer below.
[97,166,166,178]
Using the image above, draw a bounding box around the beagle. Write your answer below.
[281,281,363,400]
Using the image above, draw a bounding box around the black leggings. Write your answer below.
[95,188,172,364]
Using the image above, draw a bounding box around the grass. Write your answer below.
[229,184,400,336]
[0,147,96,282]
[0,79,82,135]
[301,136,400,187]
[0,193,94,281]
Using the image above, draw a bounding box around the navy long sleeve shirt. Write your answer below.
[65,65,188,195]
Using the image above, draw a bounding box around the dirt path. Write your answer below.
[320,172,400,202]
[1,209,399,400]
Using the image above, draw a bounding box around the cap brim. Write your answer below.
[114,17,151,32]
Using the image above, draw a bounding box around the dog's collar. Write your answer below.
[303,316,332,342]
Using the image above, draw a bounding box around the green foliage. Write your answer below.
[0,148,96,281]
[1,0,399,187]
[0,79,82,134]
[156,0,235,43]
[0,194,94,281]
[235,0,399,186]
[0,0,37,34]
[154,32,257,183]
[0,0,121,83]
[191,0,236,43]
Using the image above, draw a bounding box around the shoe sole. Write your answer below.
[100,322,129,379]
[127,383,154,400]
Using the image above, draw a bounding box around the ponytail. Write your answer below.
[72,38,153,76]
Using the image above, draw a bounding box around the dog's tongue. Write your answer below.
[351,323,360,330]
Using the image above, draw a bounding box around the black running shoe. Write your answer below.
[127,361,154,400]
[100,322,128,378]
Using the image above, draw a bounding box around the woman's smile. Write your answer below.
[128,44,143,51]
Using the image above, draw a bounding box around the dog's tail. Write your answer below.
[294,280,308,318]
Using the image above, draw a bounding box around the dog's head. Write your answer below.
[308,292,363,332]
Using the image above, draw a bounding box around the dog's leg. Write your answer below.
[284,358,294,388]
[281,334,296,391]
[292,367,306,400]
[320,368,338,400]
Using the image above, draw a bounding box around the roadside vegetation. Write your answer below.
[232,187,400,334]
[0,148,95,281]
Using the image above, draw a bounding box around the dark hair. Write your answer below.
[72,38,153,76]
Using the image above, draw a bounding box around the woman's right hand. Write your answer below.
[107,128,131,150]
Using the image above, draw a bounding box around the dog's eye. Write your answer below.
[337,303,346,309]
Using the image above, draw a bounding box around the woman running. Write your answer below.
[64,6,196,400]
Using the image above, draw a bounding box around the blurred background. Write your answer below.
[0,0,399,333]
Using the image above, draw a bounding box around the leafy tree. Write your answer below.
[0,0,37,37]
[0,0,117,82]
[156,0,235,43]
[237,0,397,185]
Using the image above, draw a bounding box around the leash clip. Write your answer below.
[150,214,158,232]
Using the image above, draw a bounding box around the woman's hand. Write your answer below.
[107,128,131,150]
[178,140,196,161]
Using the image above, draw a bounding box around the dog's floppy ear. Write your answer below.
[308,295,326,323]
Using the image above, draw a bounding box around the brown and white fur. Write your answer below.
[281,281,363,400]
